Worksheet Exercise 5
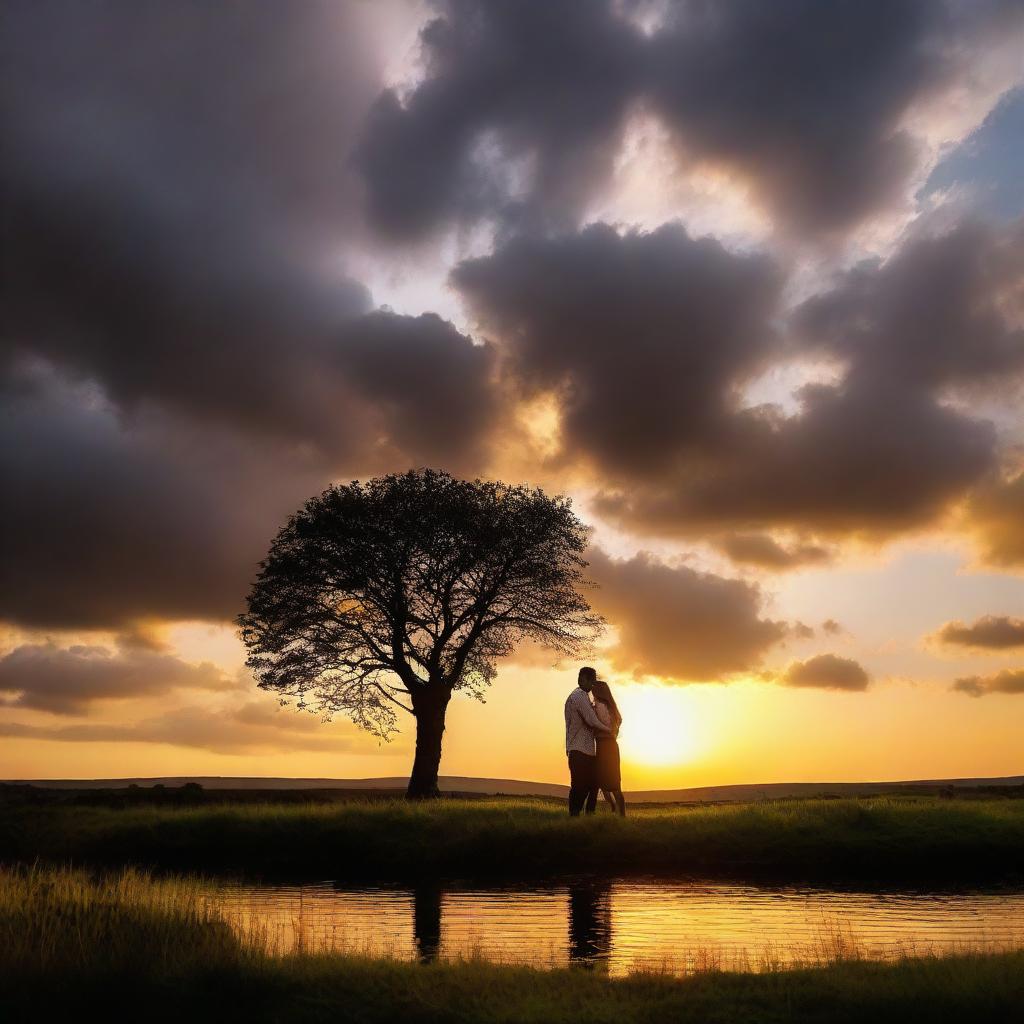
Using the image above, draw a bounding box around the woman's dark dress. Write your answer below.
[595,736,621,791]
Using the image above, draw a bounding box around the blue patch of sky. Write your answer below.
[919,87,1024,221]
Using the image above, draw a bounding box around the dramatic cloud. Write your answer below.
[598,382,996,537]
[779,654,870,692]
[2,2,369,438]
[964,472,1024,567]
[953,668,1024,697]
[586,549,787,682]
[0,321,496,632]
[0,2,508,640]
[455,222,781,478]
[0,369,330,629]
[795,220,1024,391]
[356,0,1023,239]
[335,312,497,469]
[591,217,1022,540]
[3,0,1024,740]
[0,701,363,753]
[457,219,1010,543]
[648,0,1023,236]
[2,1,501,469]
[716,534,831,570]
[355,0,644,239]
[933,615,1024,650]
[0,639,236,715]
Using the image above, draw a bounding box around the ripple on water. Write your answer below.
[208,879,1024,975]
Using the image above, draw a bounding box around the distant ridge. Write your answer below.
[7,774,1023,803]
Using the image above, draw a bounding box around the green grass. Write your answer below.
[3,865,1023,1024]
[3,796,1024,883]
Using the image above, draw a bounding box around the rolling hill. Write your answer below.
[8,773,1023,803]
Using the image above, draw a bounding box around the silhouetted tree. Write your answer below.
[239,470,602,798]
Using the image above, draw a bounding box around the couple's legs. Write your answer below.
[600,789,627,817]
[570,753,627,816]
[568,752,598,816]
[570,783,595,816]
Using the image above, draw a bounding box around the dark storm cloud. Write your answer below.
[0,369,330,629]
[0,336,497,633]
[795,221,1024,391]
[457,219,1006,542]
[3,0,1022,645]
[933,615,1024,650]
[593,216,1023,539]
[598,380,996,537]
[0,701,362,753]
[2,0,497,468]
[356,0,1022,239]
[779,653,870,691]
[716,534,831,570]
[645,0,1017,236]
[354,0,644,239]
[0,0,505,632]
[586,549,788,682]
[732,217,1024,531]
[0,639,237,715]
[953,668,1024,697]
[1,1,372,440]
[336,312,497,468]
[455,222,781,478]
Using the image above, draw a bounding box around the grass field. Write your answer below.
[3,795,1024,884]
[3,864,1023,1024]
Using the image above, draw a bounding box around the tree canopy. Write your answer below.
[239,469,602,795]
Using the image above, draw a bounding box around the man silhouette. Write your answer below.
[565,666,610,816]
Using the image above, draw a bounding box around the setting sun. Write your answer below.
[616,687,700,766]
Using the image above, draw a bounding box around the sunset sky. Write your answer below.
[3,0,1024,789]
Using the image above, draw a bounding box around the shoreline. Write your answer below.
[5,863,1024,1024]
[4,795,1024,888]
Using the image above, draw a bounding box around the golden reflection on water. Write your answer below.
[208,879,1024,976]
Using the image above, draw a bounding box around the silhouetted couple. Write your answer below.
[564,666,625,816]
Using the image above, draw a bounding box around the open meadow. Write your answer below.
[3,794,1023,884]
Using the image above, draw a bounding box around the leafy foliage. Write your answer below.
[239,470,602,738]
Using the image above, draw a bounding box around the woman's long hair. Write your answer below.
[591,680,622,726]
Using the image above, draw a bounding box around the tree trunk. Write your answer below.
[407,686,451,799]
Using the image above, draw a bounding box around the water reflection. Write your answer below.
[209,878,1024,976]
[414,884,442,963]
[568,881,612,968]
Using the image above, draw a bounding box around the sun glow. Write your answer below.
[615,685,701,767]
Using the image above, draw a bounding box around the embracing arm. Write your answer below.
[594,701,619,736]
[572,690,610,733]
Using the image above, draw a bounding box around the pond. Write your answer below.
[208,878,1024,974]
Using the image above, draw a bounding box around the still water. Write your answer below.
[209,878,1024,975]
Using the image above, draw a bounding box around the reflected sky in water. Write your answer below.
[208,878,1024,975]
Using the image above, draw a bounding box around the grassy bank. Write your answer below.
[2,796,1024,884]
[3,865,1023,1024]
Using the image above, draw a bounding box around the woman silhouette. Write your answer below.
[591,680,625,816]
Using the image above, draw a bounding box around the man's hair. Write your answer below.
[578,666,597,684]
